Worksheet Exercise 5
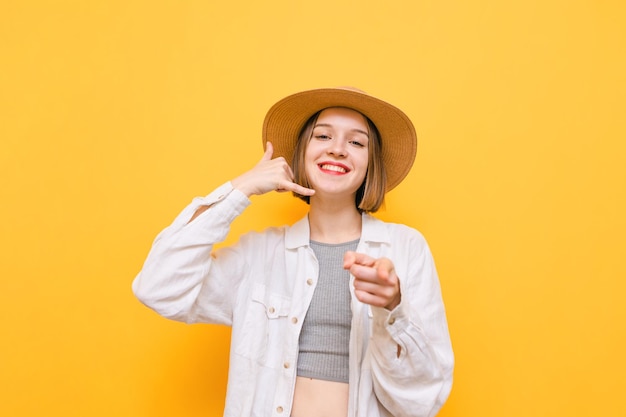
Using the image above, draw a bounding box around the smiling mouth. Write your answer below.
[319,163,349,173]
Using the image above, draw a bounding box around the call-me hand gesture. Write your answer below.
[232,141,316,198]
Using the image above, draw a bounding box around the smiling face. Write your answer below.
[303,107,371,203]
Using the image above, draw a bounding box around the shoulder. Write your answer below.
[237,224,290,243]
[363,214,428,245]
[236,216,307,249]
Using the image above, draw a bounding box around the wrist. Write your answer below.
[231,176,256,197]
[385,293,401,311]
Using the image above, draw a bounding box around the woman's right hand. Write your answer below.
[231,141,315,198]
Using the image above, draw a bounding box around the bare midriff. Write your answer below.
[291,376,349,417]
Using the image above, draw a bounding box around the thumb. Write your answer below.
[343,251,356,269]
[261,141,274,161]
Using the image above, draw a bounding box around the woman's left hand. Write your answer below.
[343,251,401,311]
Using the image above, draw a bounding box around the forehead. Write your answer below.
[315,107,369,129]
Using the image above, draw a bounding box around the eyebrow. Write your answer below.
[313,123,369,138]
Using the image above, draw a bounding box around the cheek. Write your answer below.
[304,141,321,157]
[303,144,321,168]
[357,152,370,172]
[302,151,317,179]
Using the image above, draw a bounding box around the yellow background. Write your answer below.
[1,1,625,416]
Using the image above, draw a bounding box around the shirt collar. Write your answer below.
[284,213,391,249]
[285,215,311,249]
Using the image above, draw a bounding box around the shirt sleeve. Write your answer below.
[131,182,252,325]
[367,230,454,417]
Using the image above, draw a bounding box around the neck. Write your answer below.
[308,197,362,244]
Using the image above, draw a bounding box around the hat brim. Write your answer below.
[262,87,417,192]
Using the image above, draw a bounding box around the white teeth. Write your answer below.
[320,164,347,173]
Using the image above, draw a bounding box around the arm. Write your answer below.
[131,182,251,324]
[132,142,315,323]
[345,235,454,417]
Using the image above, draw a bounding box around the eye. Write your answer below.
[349,140,365,147]
[314,134,331,140]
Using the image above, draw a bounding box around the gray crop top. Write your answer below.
[297,239,359,383]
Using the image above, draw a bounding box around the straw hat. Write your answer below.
[262,87,417,191]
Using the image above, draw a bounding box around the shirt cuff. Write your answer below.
[371,301,413,339]
[197,181,249,206]
[185,182,251,227]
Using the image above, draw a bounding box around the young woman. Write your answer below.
[132,87,454,417]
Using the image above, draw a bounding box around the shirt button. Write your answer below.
[283,362,290,369]
[388,317,396,325]
[291,317,298,324]
[306,278,314,286]
[268,307,276,314]
[276,406,284,413]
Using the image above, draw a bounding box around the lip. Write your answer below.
[318,161,351,174]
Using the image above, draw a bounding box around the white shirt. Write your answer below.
[132,182,454,417]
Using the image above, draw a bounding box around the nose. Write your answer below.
[328,138,347,157]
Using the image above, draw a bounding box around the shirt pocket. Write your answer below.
[234,282,291,366]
